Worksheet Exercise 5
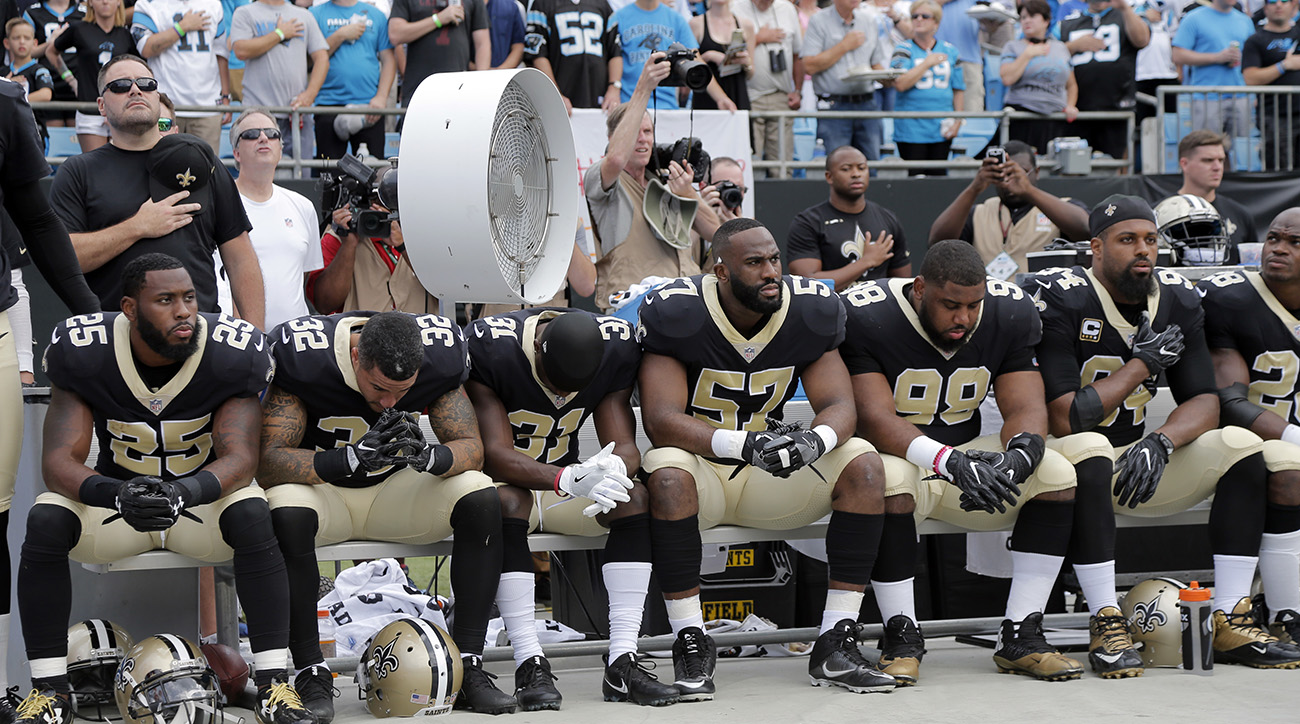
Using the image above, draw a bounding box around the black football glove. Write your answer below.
[407,441,455,476]
[937,449,1021,515]
[1113,432,1173,508]
[114,476,176,532]
[313,408,412,482]
[760,428,827,478]
[1131,312,1184,377]
[739,430,783,469]
[965,432,1045,488]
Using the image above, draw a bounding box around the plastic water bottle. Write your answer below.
[355,143,372,161]
[1179,581,1213,675]
[317,609,336,658]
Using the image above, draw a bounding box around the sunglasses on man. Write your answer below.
[102,77,158,95]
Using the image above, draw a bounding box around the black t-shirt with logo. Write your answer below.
[1243,26,1300,115]
[785,199,910,282]
[52,20,138,111]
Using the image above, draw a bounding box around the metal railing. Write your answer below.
[746,108,1136,176]
[1155,85,1300,173]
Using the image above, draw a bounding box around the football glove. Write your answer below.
[965,432,1045,488]
[739,430,784,470]
[1113,432,1173,509]
[759,428,827,478]
[1131,312,1184,376]
[559,442,635,517]
[314,408,412,481]
[937,449,1021,515]
[115,476,176,532]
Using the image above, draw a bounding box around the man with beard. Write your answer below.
[845,239,1089,683]
[1024,195,1300,671]
[1198,207,1300,650]
[13,254,320,724]
[638,218,894,698]
[48,54,266,327]
[259,310,513,717]
[786,146,912,292]
[928,141,1090,281]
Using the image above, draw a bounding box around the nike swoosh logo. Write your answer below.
[605,677,628,694]
[474,325,486,338]
[1251,643,1270,654]
[1139,449,1151,467]
[255,336,265,351]
[818,665,861,679]
[1094,651,1127,664]
[675,680,709,689]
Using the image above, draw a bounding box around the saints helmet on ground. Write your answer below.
[1120,577,1187,668]
[114,634,221,724]
[1154,194,1229,266]
[68,619,133,721]
[356,617,463,717]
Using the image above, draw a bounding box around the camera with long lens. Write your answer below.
[714,180,744,209]
[320,155,400,238]
[651,136,711,184]
[656,42,712,91]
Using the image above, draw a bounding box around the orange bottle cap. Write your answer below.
[1180,582,1211,601]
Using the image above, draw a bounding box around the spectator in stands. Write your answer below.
[689,0,754,111]
[611,0,732,110]
[311,0,393,160]
[46,0,138,152]
[1242,0,1300,171]
[803,0,889,161]
[999,0,1077,154]
[1171,0,1255,136]
[869,0,909,110]
[928,140,1090,279]
[1060,0,1148,161]
[935,0,982,110]
[131,0,230,152]
[583,53,721,311]
[485,0,523,68]
[732,0,802,177]
[786,145,910,289]
[389,0,489,110]
[5,17,54,137]
[1168,129,1257,261]
[523,0,621,113]
[49,55,266,326]
[230,0,329,167]
[230,108,323,328]
[1135,0,1178,125]
[21,0,82,132]
[890,0,963,176]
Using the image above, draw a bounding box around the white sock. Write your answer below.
[1212,554,1259,614]
[1073,561,1119,614]
[496,571,543,666]
[1005,551,1065,622]
[29,656,66,680]
[603,562,651,662]
[252,648,289,674]
[870,578,916,622]
[820,589,864,634]
[665,595,704,636]
[0,613,8,686]
[1259,530,1300,613]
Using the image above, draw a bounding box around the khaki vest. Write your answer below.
[592,170,702,312]
[343,240,441,315]
[971,197,1062,275]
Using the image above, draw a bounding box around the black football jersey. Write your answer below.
[1199,270,1300,426]
[466,308,640,466]
[524,0,619,108]
[1024,265,1216,446]
[840,276,1042,446]
[1059,8,1142,110]
[41,312,273,481]
[636,274,846,433]
[270,312,470,488]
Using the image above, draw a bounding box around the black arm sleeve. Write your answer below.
[1036,315,1082,402]
[5,183,100,314]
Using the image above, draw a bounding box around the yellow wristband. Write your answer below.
[274,27,286,41]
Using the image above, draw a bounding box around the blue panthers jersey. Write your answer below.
[890,38,964,144]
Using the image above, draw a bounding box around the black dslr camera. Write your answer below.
[321,155,400,238]
[656,42,712,91]
[652,136,711,184]
[714,180,744,209]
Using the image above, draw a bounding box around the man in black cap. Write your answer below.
[1023,194,1300,671]
[465,308,681,709]
[48,54,267,327]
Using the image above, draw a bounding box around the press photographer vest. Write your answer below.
[971,197,1063,275]
[345,239,440,314]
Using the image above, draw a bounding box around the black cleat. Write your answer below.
[293,665,337,724]
[513,656,562,712]
[1213,598,1300,669]
[455,655,519,715]
[13,690,71,724]
[257,673,318,724]
[1087,606,1144,679]
[876,615,925,686]
[0,687,20,724]
[993,613,1084,681]
[1270,608,1300,646]
[809,619,895,693]
[670,627,717,701]
[602,653,680,706]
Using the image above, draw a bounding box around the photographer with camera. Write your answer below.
[700,156,748,223]
[584,51,722,311]
[611,0,736,110]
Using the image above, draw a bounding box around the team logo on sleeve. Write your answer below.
[1080,318,1103,343]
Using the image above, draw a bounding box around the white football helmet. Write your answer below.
[114,635,222,724]
[68,619,133,721]
[1120,577,1187,668]
[356,617,463,717]
[1154,194,1230,266]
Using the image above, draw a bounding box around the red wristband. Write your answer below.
[934,446,953,473]
[554,469,565,496]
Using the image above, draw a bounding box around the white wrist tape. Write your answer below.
[1283,424,1300,448]
[812,424,838,452]
[905,435,950,473]
[711,428,747,459]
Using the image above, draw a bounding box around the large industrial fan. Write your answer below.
[399,68,577,305]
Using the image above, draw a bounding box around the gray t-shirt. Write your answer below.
[732,0,803,97]
[999,38,1071,115]
[231,0,329,113]
[802,5,887,97]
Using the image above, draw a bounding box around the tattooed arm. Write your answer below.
[41,385,102,500]
[205,395,263,493]
[257,384,326,486]
[426,386,484,475]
